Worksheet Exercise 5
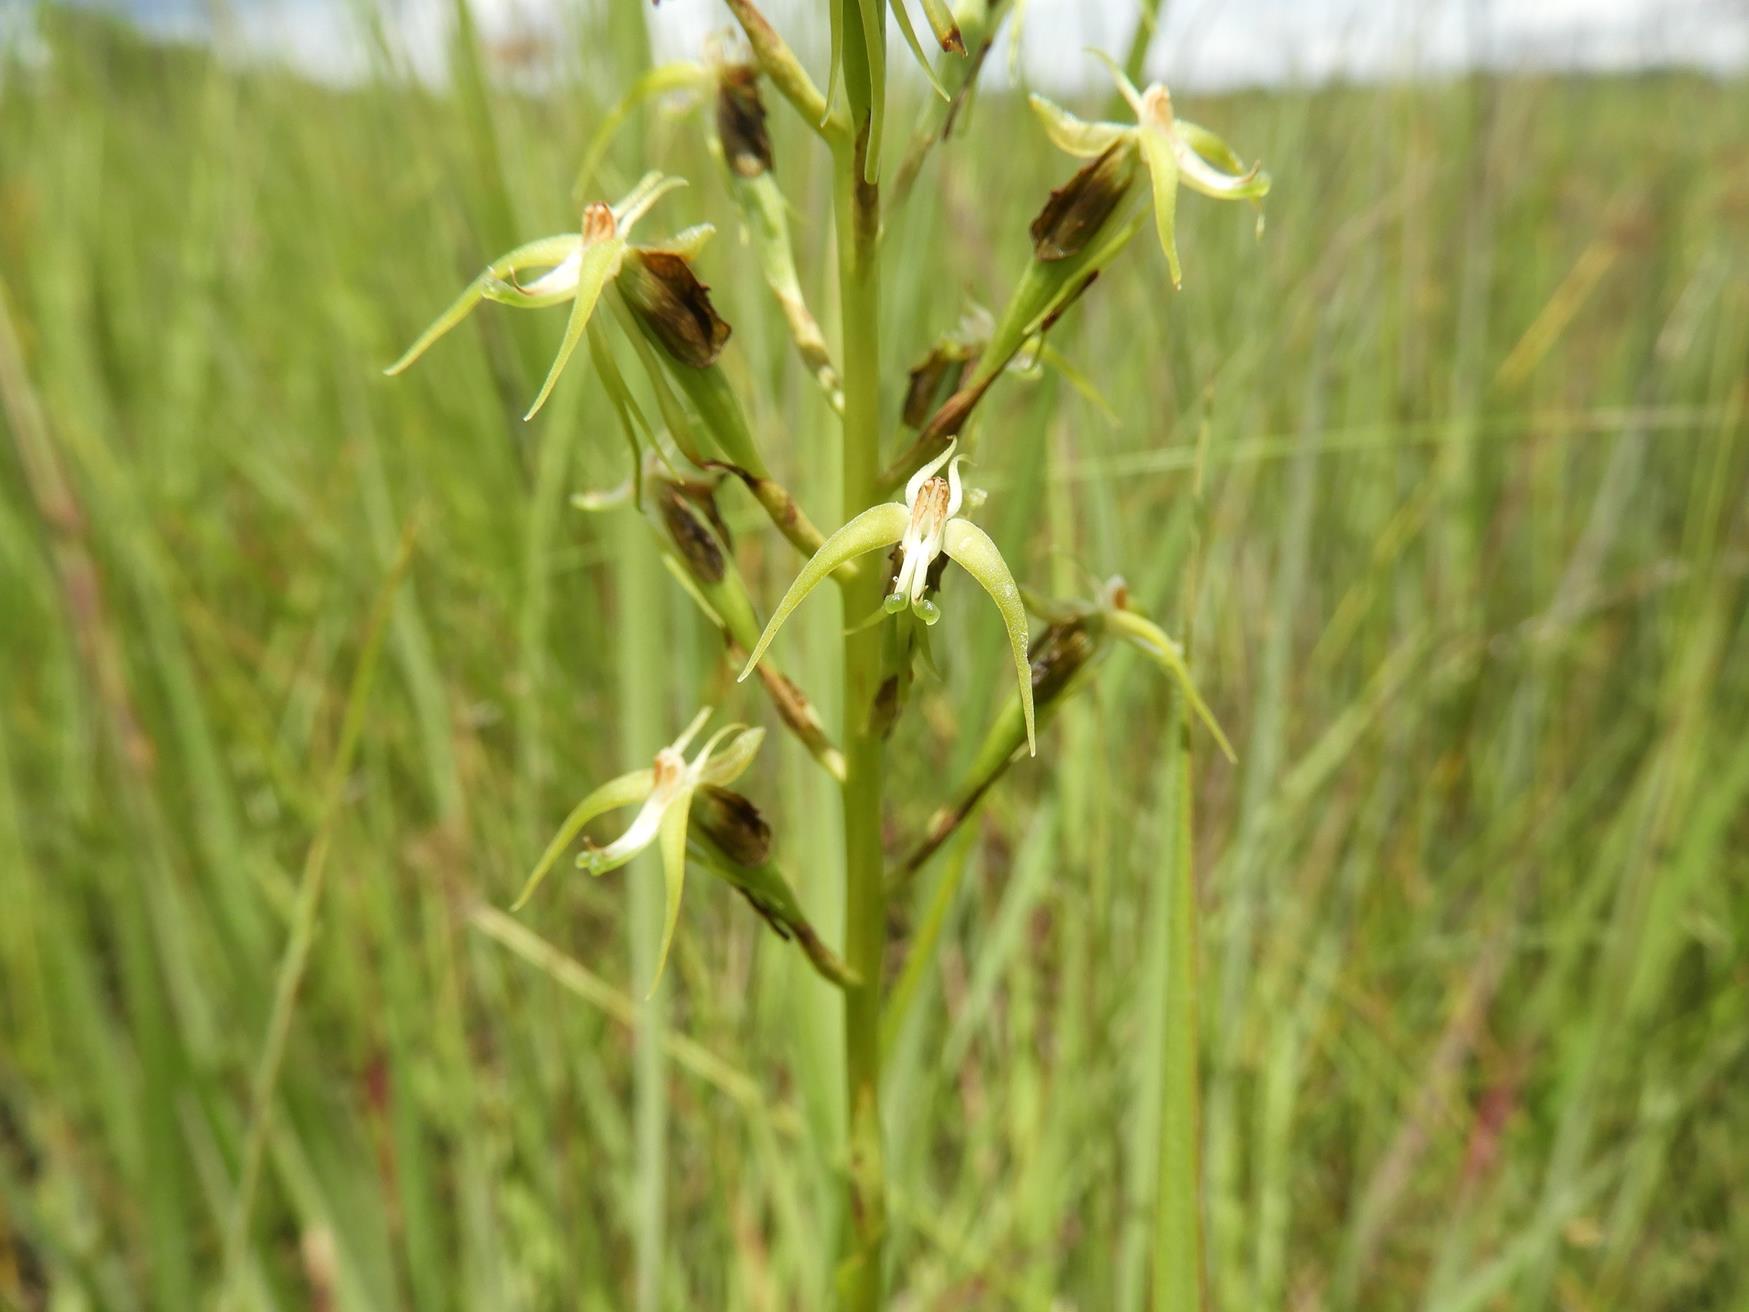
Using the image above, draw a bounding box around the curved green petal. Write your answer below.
[384,234,581,375]
[1138,126,1183,289]
[613,173,688,236]
[1172,124,1270,201]
[1028,93,1129,158]
[648,785,695,996]
[512,767,653,910]
[699,726,765,788]
[637,223,717,261]
[942,519,1036,756]
[738,501,910,681]
[524,238,623,421]
[1107,609,1237,762]
[1174,119,1252,178]
[1088,46,1145,116]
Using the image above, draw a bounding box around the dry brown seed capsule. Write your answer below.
[902,341,976,428]
[1029,617,1100,706]
[1029,141,1139,262]
[618,249,732,368]
[693,784,773,867]
[654,480,726,584]
[715,64,773,178]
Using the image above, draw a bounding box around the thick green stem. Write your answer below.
[832,4,887,1304]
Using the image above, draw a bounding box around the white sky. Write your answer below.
[27,0,1749,88]
[650,0,1749,89]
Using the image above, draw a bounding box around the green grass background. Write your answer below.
[1,6,1746,1308]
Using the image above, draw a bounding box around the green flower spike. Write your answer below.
[738,441,1036,756]
[384,172,691,420]
[1029,53,1270,288]
[511,708,764,994]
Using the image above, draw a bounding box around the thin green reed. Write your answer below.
[379,1,1268,1301]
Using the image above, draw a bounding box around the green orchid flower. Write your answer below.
[1028,574,1236,761]
[737,440,1036,756]
[511,708,763,994]
[384,172,703,420]
[1029,54,1270,288]
[893,575,1235,892]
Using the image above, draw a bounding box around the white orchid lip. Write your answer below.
[506,247,585,300]
[500,201,623,301]
[885,441,965,623]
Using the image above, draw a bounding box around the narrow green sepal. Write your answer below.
[648,785,696,995]
[1138,127,1183,289]
[1028,93,1129,158]
[1108,608,1237,762]
[524,238,623,419]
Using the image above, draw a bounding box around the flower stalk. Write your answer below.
[828,2,890,1301]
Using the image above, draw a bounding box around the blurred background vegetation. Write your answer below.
[1,1,1746,1307]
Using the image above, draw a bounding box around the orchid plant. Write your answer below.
[385,4,1268,1304]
